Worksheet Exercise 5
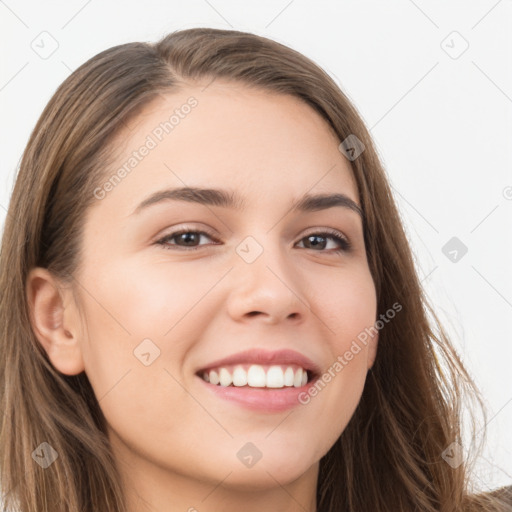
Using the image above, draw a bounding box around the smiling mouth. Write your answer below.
[196,363,317,389]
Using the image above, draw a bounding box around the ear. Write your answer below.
[26,267,85,376]
[367,331,378,370]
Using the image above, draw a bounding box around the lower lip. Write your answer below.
[196,375,316,412]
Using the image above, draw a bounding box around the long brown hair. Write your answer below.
[0,27,509,512]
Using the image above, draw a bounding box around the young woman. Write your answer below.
[0,27,510,512]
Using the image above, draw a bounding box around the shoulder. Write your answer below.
[490,484,512,502]
[475,484,512,511]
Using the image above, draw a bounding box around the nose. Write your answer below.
[225,237,311,325]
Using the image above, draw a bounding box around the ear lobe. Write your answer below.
[26,267,85,376]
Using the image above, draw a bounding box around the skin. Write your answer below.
[27,81,378,512]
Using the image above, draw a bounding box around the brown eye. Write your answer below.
[296,230,351,253]
[156,229,218,251]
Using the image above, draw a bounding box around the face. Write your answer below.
[36,81,378,501]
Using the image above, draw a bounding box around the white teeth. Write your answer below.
[232,366,248,386]
[219,368,232,387]
[266,366,284,388]
[293,367,303,388]
[204,364,309,389]
[209,370,219,385]
[247,365,266,387]
[284,367,295,386]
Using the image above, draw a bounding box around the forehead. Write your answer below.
[98,81,359,213]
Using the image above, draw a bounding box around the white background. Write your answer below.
[1,0,511,492]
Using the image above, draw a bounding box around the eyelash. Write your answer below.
[155,226,352,254]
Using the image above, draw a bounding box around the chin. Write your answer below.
[212,445,318,490]
[220,460,316,491]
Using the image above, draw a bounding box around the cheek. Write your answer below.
[298,264,376,444]
[79,254,203,342]
[75,269,199,453]
[326,266,377,393]
[76,257,216,394]
[313,263,377,347]
[102,256,212,328]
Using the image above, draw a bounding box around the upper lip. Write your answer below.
[196,348,322,376]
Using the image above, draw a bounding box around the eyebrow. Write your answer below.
[131,186,363,218]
